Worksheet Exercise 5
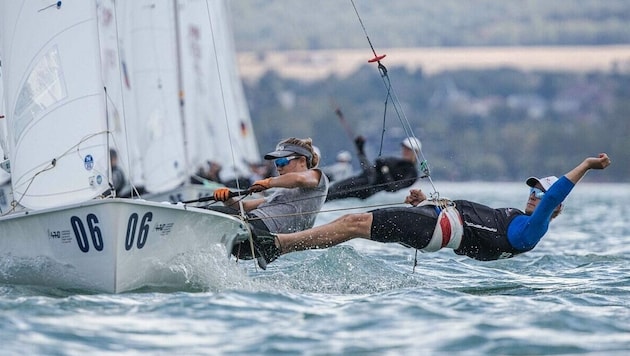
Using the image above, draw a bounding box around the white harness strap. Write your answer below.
[418,200,464,252]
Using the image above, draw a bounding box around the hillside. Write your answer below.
[229,1,630,51]
[227,1,630,182]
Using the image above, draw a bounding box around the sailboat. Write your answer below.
[118,0,259,205]
[0,0,251,293]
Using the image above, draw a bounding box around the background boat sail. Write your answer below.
[0,58,12,213]
[118,0,260,204]
[0,0,251,293]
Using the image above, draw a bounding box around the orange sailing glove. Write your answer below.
[249,178,272,193]
[213,187,232,201]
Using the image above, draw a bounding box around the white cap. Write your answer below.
[526,175,558,191]
[336,150,352,162]
[401,137,422,152]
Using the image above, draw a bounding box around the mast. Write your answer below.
[172,0,192,180]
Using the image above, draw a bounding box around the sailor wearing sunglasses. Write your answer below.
[237,153,611,268]
[213,138,328,266]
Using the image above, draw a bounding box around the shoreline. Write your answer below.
[237,45,630,81]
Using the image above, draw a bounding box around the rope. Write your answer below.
[245,200,406,224]
[205,174,417,213]
[3,130,111,215]
[203,0,248,196]
[349,0,452,273]
[349,0,440,200]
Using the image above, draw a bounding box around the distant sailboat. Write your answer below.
[0,0,250,293]
[0,58,13,213]
[118,0,260,204]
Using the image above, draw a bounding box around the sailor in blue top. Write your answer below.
[240,153,611,267]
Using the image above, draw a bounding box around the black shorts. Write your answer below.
[369,205,439,250]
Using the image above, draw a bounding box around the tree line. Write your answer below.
[243,65,629,182]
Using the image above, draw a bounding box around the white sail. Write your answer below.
[2,1,111,210]
[0,57,10,186]
[122,0,260,204]
[0,1,253,293]
[198,0,260,182]
[97,0,132,195]
[162,0,261,185]
[0,56,13,213]
[177,0,221,176]
[120,0,188,194]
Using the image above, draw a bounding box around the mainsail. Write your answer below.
[119,0,260,196]
[119,0,188,194]
[0,58,9,179]
[2,1,111,209]
[97,0,133,195]
[190,0,260,182]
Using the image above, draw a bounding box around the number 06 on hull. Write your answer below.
[0,199,250,293]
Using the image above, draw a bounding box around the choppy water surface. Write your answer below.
[1,182,629,355]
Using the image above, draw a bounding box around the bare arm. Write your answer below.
[232,169,323,210]
[564,153,611,184]
[249,169,323,193]
[267,169,322,189]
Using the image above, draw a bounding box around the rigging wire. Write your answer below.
[349,0,439,199]
[108,2,139,198]
[3,131,111,215]
[203,0,248,218]
[350,1,446,273]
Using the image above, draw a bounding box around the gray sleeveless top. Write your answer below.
[250,169,329,233]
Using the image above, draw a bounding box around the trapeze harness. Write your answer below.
[371,177,574,261]
[416,199,464,252]
[408,198,527,261]
[421,199,532,261]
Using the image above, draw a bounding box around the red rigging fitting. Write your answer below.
[368,54,386,63]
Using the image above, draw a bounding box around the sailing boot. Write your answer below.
[231,225,281,270]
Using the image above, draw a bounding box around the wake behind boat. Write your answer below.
[0,0,251,293]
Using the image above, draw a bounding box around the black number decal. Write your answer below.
[86,213,103,251]
[137,212,153,248]
[71,216,90,253]
[125,213,139,251]
[71,212,153,253]
[125,212,153,250]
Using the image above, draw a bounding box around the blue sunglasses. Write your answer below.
[274,156,299,168]
[529,187,545,199]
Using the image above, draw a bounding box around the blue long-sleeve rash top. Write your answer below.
[507,176,574,251]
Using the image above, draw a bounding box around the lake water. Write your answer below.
[1,182,628,355]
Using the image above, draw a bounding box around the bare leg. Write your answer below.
[276,213,373,254]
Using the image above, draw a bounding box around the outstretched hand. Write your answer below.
[404,189,426,206]
[565,153,612,185]
[585,153,611,170]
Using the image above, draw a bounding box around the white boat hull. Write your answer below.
[0,198,249,293]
